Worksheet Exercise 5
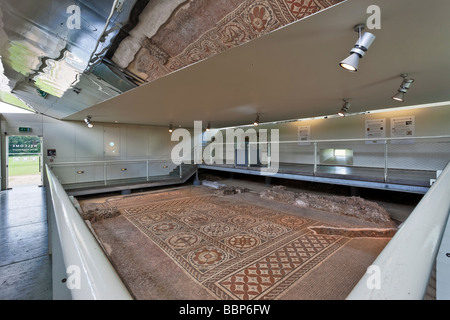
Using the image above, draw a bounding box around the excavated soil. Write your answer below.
[260,185,394,225]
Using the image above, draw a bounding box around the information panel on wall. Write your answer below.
[298,126,311,145]
[391,116,415,144]
[365,119,386,144]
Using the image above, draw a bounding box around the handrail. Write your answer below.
[346,161,450,300]
[46,164,133,300]
[205,134,450,145]
[269,134,450,144]
[49,158,174,166]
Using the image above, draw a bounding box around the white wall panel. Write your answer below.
[43,118,76,162]
[75,124,104,161]
[106,162,147,180]
[125,125,150,158]
[103,125,121,158]
[148,161,176,177]
[51,165,76,184]
[76,164,105,183]
[149,126,177,160]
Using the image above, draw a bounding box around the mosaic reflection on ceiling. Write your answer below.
[0,0,344,118]
[113,0,345,83]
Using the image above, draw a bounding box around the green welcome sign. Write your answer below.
[9,136,41,154]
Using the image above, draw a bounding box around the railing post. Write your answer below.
[103,162,107,186]
[234,143,237,168]
[179,162,183,178]
[247,142,251,168]
[146,160,149,181]
[384,139,388,182]
[210,145,212,164]
[313,142,318,175]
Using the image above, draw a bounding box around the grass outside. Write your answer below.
[9,155,41,176]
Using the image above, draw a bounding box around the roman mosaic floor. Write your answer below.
[79,185,395,300]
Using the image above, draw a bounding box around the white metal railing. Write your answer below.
[200,135,449,183]
[346,160,450,300]
[46,164,133,300]
[49,158,183,185]
[48,136,448,187]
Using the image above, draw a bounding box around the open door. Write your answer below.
[7,135,43,188]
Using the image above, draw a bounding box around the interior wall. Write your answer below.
[0,113,181,186]
[272,104,450,141]
[209,105,450,171]
[1,104,449,188]
[294,105,448,170]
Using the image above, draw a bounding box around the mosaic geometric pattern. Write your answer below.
[122,192,350,300]
[130,0,345,82]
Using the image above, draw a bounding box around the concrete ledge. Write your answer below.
[198,165,430,194]
[309,226,398,238]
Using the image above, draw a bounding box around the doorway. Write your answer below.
[7,135,43,188]
[235,136,261,167]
